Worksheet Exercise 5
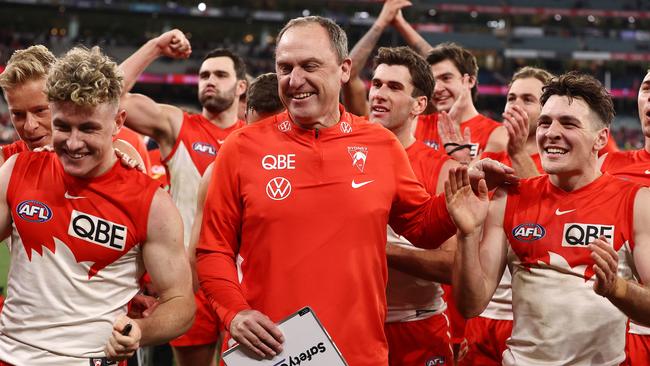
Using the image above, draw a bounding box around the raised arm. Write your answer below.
[342,0,411,115]
[392,9,433,57]
[119,30,190,152]
[446,167,509,318]
[591,187,650,326]
[120,29,191,94]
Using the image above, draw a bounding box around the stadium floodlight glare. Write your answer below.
[629,16,636,24]
[198,2,206,12]
[554,14,562,21]
[302,9,310,16]
[587,15,595,22]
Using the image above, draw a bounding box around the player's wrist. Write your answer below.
[611,277,628,300]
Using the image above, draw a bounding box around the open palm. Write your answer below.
[444,166,490,235]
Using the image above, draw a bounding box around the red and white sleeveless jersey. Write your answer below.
[386,141,449,323]
[163,112,244,246]
[415,113,502,157]
[1,140,28,160]
[0,152,159,365]
[502,173,640,366]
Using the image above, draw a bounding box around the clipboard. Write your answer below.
[222,307,348,366]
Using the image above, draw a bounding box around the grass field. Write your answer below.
[0,244,8,296]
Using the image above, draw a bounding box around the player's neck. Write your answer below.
[644,137,650,154]
[293,106,341,130]
[202,105,239,129]
[452,105,479,125]
[549,161,600,192]
[394,117,417,148]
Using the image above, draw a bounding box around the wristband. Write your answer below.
[447,144,472,156]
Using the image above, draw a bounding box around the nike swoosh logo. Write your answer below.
[64,192,86,200]
[217,139,225,145]
[351,179,374,189]
[645,170,650,174]
[555,208,575,216]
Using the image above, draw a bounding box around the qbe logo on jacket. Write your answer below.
[68,210,127,250]
[562,223,614,247]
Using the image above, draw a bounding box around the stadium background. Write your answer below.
[0,0,649,293]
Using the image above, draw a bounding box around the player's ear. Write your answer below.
[236,79,247,98]
[412,95,428,116]
[340,57,352,84]
[594,127,609,153]
[114,109,126,137]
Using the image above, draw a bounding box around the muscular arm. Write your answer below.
[596,188,650,326]
[484,126,508,153]
[392,11,433,57]
[0,156,17,239]
[119,30,189,153]
[188,163,213,292]
[136,189,195,345]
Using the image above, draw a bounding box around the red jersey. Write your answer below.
[502,174,639,365]
[415,113,502,157]
[164,112,245,247]
[116,127,152,175]
[0,152,159,365]
[482,151,543,173]
[197,106,455,366]
[1,140,28,160]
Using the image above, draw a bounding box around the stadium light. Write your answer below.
[197,2,206,12]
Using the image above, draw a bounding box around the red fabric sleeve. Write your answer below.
[195,134,250,329]
[1,140,28,160]
[388,139,456,249]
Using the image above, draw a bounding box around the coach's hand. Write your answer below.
[469,158,518,191]
[230,309,284,359]
[105,316,141,361]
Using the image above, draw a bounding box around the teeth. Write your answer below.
[293,92,313,100]
[68,153,86,159]
[373,106,388,112]
[546,147,567,154]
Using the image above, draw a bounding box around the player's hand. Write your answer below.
[230,309,284,359]
[155,29,192,59]
[445,166,489,236]
[503,105,529,157]
[590,236,624,298]
[468,158,518,191]
[448,73,472,124]
[438,111,472,164]
[105,316,141,361]
[127,293,159,319]
[114,148,145,172]
[377,0,412,28]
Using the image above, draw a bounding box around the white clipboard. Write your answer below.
[222,307,348,366]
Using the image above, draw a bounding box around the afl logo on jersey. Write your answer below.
[513,223,545,242]
[16,200,53,223]
[192,142,216,156]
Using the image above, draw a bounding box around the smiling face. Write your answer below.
[506,77,545,137]
[637,71,650,138]
[51,101,123,178]
[430,59,474,113]
[537,95,607,176]
[4,78,52,150]
[368,64,424,131]
[275,23,351,128]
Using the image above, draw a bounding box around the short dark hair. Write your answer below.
[247,73,283,115]
[373,46,434,101]
[426,42,479,100]
[277,16,348,64]
[540,71,615,128]
[202,48,247,80]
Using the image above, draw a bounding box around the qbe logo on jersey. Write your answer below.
[562,223,614,247]
[16,200,53,223]
[68,210,128,251]
[266,177,292,200]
